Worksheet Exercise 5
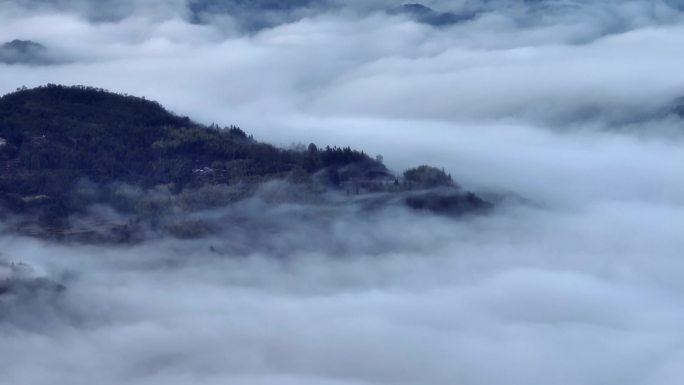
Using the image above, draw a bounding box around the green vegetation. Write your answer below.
[0,85,489,238]
[403,165,455,189]
[0,85,386,224]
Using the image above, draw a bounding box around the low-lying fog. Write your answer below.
[2,1,684,384]
[2,191,684,385]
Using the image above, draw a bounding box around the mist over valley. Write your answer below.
[1,1,683,384]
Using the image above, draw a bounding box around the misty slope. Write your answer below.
[0,85,490,240]
[0,84,368,186]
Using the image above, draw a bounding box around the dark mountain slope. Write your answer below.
[0,84,327,190]
[0,84,193,134]
[0,85,490,240]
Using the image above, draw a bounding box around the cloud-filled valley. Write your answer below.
[1,1,684,384]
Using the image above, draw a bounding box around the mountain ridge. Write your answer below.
[0,84,491,242]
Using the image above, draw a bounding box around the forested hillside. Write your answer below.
[0,85,489,239]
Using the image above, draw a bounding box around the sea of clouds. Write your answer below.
[1,1,684,384]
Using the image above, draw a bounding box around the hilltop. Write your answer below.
[0,85,490,241]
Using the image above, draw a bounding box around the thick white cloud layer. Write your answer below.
[1,1,684,384]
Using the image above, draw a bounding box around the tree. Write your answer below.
[403,165,455,188]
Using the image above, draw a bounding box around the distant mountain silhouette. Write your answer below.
[390,3,476,26]
[0,40,54,65]
[189,1,476,30]
[188,0,320,30]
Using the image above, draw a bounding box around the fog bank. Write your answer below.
[2,1,684,384]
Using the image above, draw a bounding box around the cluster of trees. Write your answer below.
[0,85,385,226]
[0,85,478,233]
[403,165,455,189]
